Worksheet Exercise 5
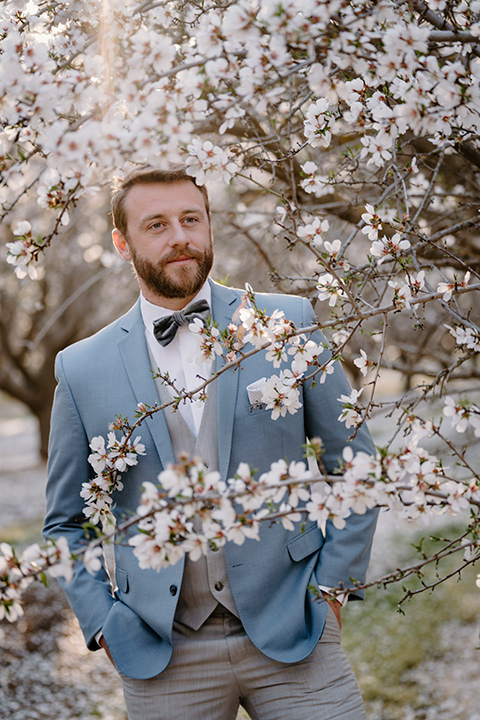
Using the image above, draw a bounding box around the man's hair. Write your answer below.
[111,165,211,237]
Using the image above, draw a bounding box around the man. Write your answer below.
[44,165,378,720]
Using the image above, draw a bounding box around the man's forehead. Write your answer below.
[125,180,207,222]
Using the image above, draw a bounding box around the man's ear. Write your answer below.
[112,229,132,262]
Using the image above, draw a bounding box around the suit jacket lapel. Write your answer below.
[117,285,242,480]
[118,301,175,470]
[210,280,241,481]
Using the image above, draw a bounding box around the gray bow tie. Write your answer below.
[153,299,211,347]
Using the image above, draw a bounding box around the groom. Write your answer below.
[44,165,378,720]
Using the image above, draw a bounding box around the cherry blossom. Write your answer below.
[353,349,374,377]
[407,270,426,295]
[437,272,471,302]
[317,273,347,306]
[297,217,329,246]
[388,279,413,310]
[323,239,345,265]
[300,161,333,197]
[443,397,480,437]
[6,238,38,279]
[446,325,480,352]
[186,139,238,185]
[303,98,335,149]
[261,371,302,420]
[337,388,365,429]
[188,317,223,363]
[361,205,383,241]
[0,586,24,623]
[370,234,411,265]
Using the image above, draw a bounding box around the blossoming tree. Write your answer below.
[1,0,480,621]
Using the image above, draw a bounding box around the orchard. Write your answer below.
[1,0,479,622]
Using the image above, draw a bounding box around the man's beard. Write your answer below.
[129,242,214,300]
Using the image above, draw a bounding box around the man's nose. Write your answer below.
[168,221,189,246]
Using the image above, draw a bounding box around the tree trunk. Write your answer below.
[36,399,53,461]
[27,381,56,461]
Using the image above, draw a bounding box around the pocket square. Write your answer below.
[246,377,267,407]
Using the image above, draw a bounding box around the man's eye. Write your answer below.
[150,222,164,229]
[184,216,198,223]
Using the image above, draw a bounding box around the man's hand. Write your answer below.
[321,593,342,630]
[99,636,116,666]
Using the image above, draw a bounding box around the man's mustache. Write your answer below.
[160,248,204,265]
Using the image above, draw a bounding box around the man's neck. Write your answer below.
[142,289,196,310]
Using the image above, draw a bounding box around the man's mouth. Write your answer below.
[163,250,200,267]
[167,255,196,266]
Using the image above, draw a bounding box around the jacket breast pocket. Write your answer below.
[246,402,270,417]
[287,524,324,562]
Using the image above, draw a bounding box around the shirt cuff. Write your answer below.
[95,630,103,645]
[318,584,349,606]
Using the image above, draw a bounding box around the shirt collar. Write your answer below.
[140,281,212,335]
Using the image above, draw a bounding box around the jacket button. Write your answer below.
[169,585,177,596]
[214,581,224,592]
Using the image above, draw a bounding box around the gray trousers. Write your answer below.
[119,607,367,720]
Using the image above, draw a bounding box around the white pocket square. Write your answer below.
[246,377,267,407]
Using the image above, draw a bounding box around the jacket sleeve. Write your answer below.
[300,297,379,600]
[43,351,115,649]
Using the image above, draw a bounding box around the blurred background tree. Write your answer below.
[0,188,137,457]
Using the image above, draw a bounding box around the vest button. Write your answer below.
[169,585,177,596]
[214,581,224,592]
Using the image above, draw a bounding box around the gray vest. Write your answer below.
[151,356,239,630]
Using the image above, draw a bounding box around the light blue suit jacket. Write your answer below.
[44,280,378,679]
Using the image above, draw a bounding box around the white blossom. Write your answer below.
[304,98,335,148]
[261,371,302,420]
[317,273,347,306]
[188,318,223,363]
[323,239,343,260]
[370,234,411,264]
[445,324,480,351]
[443,397,480,437]
[337,388,364,428]
[361,204,383,241]
[437,272,471,302]
[353,349,373,377]
[300,161,333,196]
[297,217,329,246]
[83,545,104,575]
[6,238,38,280]
[186,139,238,185]
[388,279,412,309]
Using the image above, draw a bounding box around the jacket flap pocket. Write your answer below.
[116,568,129,593]
[287,524,324,562]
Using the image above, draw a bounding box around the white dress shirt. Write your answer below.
[140,282,213,437]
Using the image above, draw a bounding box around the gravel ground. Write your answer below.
[0,583,126,720]
[1,401,480,719]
